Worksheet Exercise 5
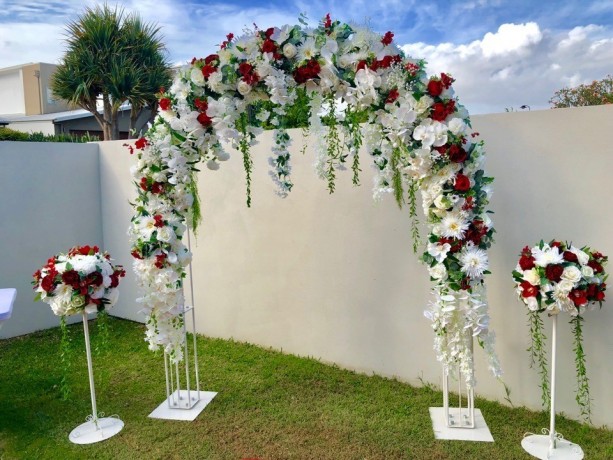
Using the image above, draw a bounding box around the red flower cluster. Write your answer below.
[520,281,539,298]
[220,33,234,50]
[154,253,167,269]
[357,55,402,72]
[293,59,321,84]
[404,62,420,76]
[153,215,165,228]
[381,31,394,46]
[239,62,260,85]
[427,73,455,97]
[323,13,332,32]
[430,100,456,122]
[159,97,172,111]
[193,97,212,127]
[465,219,489,246]
[140,177,164,194]
[519,246,535,270]
[134,137,148,150]
[68,245,100,257]
[385,88,399,104]
[260,28,282,60]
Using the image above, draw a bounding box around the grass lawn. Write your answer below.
[0,317,611,459]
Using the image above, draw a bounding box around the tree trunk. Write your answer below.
[111,109,120,140]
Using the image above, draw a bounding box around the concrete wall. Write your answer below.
[0,141,103,337]
[1,104,611,426]
[6,120,56,135]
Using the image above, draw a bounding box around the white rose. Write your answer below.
[191,68,205,86]
[558,279,575,292]
[522,269,540,286]
[156,226,175,243]
[282,43,297,59]
[561,265,582,283]
[569,246,589,265]
[428,264,447,281]
[433,195,451,210]
[525,296,539,312]
[237,80,252,96]
[581,265,594,278]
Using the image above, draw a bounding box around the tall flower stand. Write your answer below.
[429,335,494,442]
[521,315,584,459]
[149,230,218,421]
[68,312,124,444]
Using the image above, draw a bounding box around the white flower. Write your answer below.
[448,117,467,135]
[282,42,297,59]
[440,212,469,239]
[433,195,452,210]
[237,80,252,96]
[522,269,540,286]
[460,245,489,279]
[156,226,175,243]
[428,263,448,281]
[532,245,564,267]
[525,296,539,311]
[581,265,594,278]
[427,242,451,263]
[190,68,205,87]
[138,215,157,239]
[561,265,582,283]
[70,255,98,275]
[297,37,317,62]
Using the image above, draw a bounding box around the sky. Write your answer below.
[1,0,612,113]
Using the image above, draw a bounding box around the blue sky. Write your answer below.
[1,0,612,113]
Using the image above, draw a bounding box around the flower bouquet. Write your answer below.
[512,240,607,420]
[33,245,126,443]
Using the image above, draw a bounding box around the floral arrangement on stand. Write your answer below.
[513,240,607,421]
[128,14,501,386]
[33,245,126,397]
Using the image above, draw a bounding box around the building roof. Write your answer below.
[2,106,131,124]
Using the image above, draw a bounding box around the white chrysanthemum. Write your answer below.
[297,37,317,62]
[460,246,489,279]
[440,212,469,239]
[70,255,99,275]
[552,284,574,312]
[532,245,564,267]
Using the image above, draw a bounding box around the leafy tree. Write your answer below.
[51,5,172,140]
[550,75,613,108]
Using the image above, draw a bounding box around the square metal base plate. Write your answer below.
[149,390,217,421]
[429,407,494,442]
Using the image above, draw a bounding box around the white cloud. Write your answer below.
[402,23,613,113]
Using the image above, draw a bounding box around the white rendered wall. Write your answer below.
[3,105,611,426]
[6,121,56,135]
[0,141,102,337]
[0,71,26,115]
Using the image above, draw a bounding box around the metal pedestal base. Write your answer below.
[69,417,124,444]
[149,390,217,421]
[429,408,494,441]
[522,434,584,459]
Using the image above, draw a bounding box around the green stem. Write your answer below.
[238,113,253,207]
[391,147,404,209]
[408,181,420,253]
[571,315,591,422]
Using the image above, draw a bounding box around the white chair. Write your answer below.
[0,288,16,331]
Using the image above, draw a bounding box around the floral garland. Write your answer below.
[513,240,608,421]
[128,15,501,386]
[32,245,126,397]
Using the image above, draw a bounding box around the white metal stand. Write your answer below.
[149,230,217,421]
[521,315,584,459]
[430,334,494,442]
[68,312,124,444]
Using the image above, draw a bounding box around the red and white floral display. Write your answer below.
[33,245,126,317]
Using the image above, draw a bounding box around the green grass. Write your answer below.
[0,318,611,459]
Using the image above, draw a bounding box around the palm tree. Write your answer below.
[51,5,172,140]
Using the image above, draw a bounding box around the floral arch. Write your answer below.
[129,15,501,386]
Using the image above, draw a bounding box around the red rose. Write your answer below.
[110,273,119,288]
[265,27,275,39]
[194,98,208,112]
[197,112,212,127]
[356,60,368,71]
[61,270,80,288]
[592,251,604,260]
[140,177,149,191]
[587,260,604,273]
[87,272,103,287]
[239,62,254,76]
[454,173,471,192]
[569,289,588,307]
[563,251,578,263]
[519,255,535,270]
[596,291,605,301]
[131,250,143,260]
[159,98,171,111]
[151,182,164,194]
[386,89,399,104]
[381,31,394,46]
[154,254,167,269]
[41,275,55,293]
[440,73,454,89]
[448,144,467,163]
[376,55,394,69]
[261,38,277,54]
[201,64,217,79]
[520,281,538,298]
[430,102,447,121]
[153,215,164,227]
[545,264,564,282]
[427,79,443,97]
[242,71,260,85]
[134,137,148,150]
[204,54,219,65]
[550,241,562,248]
[586,284,598,298]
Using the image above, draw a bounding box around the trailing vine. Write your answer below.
[571,315,591,421]
[527,310,550,410]
[59,316,72,400]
